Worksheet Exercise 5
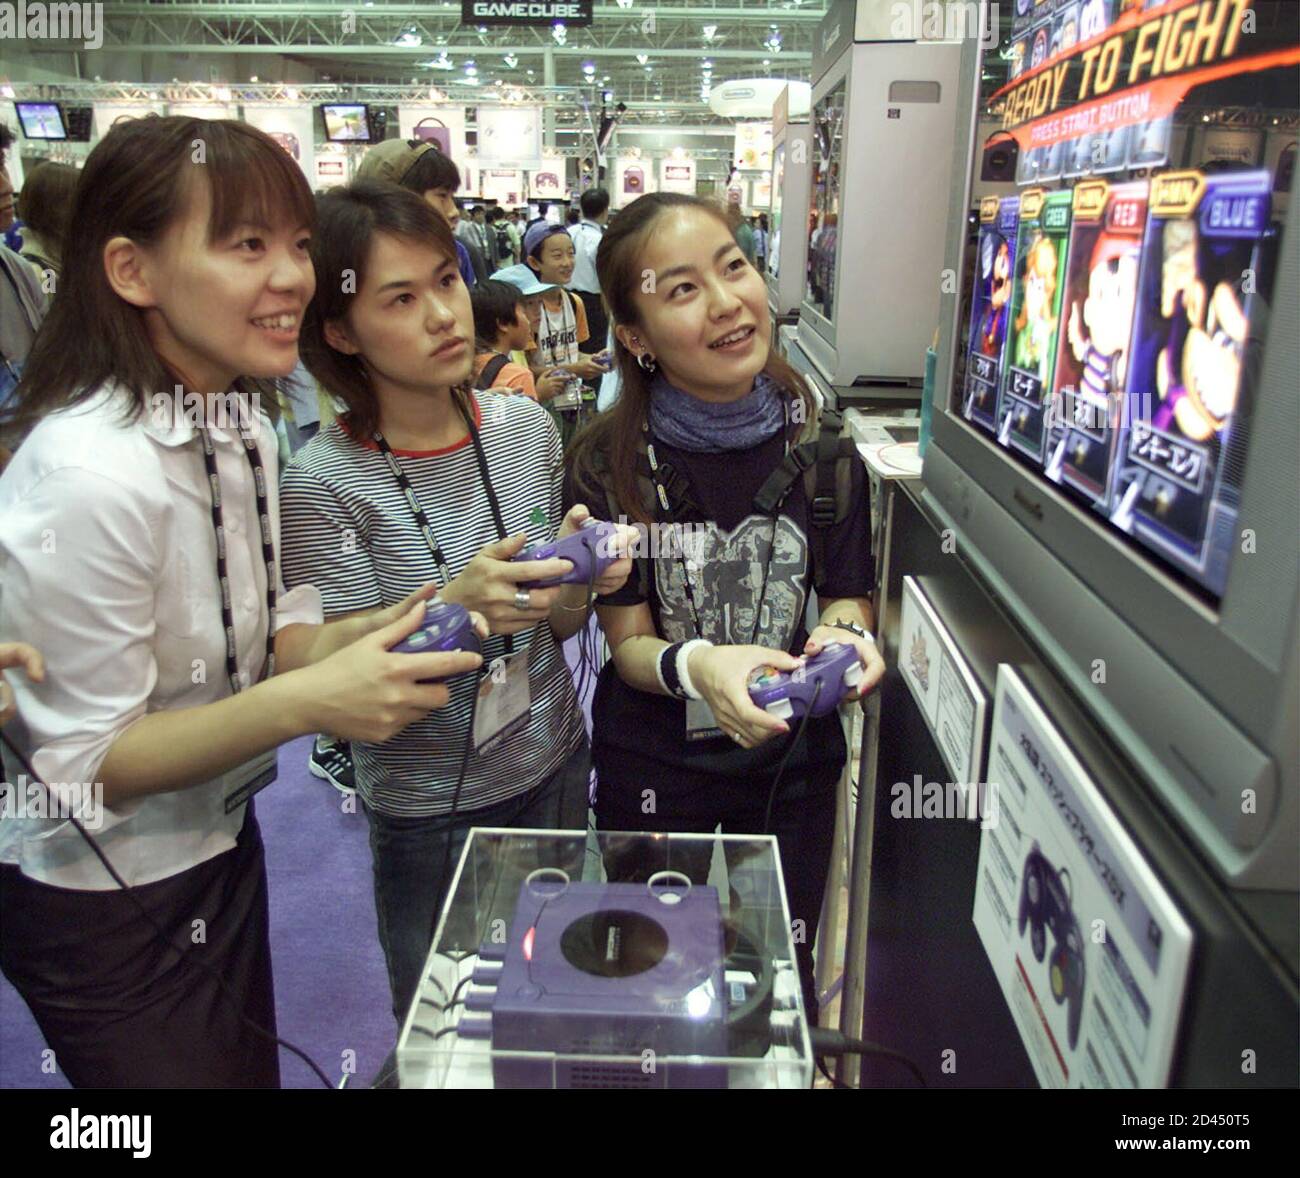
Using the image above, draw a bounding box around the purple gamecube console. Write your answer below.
[748,642,863,721]
[513,518,618,589]
[390,601,481,681]
[473,878,728,1089]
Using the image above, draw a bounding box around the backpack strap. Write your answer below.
[801,407,858,596]
[477,352,512,391]
[589,442,659,599]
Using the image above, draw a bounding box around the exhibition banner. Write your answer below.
[734,122,773,171]
[399,105,467,164]
[475,106,542,170]
[658,158,696,195]
[92,102,165,140]
[242,104,315,182]
[528,167,566,199]
[461,0,593,27]
[481,168,524,205]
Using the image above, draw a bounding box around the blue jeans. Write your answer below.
[364,739,591,1026]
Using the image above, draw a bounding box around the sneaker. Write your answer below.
[309,736,355,793]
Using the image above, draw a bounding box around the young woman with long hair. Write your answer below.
[0,118,478,1087]
[566,192,886,1019]
[280,181,634,1027]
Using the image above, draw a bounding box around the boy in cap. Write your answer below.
[522,221,611,447]
[355,138,478,287]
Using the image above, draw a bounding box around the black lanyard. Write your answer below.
[198,426,277,696]
[643,430,782,647]
[374,395,515,652]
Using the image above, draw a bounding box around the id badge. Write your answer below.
[473,650,533,754]
[685,696,724,742]
[223,748,278,814]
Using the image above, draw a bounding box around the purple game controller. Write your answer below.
[391,601,481,681]
[513,519,618,589]
[748,642,863,721]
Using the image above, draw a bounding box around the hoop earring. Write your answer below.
[637,352,657,373]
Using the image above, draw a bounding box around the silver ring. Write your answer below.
[731,731,744,744]
[514,588,532,611]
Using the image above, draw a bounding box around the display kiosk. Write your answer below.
[767,85,812,325]
[796,0,963,395]
[845,0,1299,1088]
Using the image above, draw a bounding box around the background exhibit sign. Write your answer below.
[243,104,315,181]
[475,106,542,170]
[972,666,1193,1088]
[461,1,592,28]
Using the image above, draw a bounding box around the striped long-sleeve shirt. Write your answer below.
[279,392,584,817]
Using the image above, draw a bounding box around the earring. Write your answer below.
[637,352,657,373]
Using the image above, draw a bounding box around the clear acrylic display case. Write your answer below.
[396,828,813,1089]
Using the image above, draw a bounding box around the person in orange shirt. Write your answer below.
[478,265,569,402]
[470,279,541,399]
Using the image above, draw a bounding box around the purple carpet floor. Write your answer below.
[1,628,601,1090]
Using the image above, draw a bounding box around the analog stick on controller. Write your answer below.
[747,643,863,721]
[391,601,482,682]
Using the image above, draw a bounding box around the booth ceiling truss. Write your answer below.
[38,1,823,114]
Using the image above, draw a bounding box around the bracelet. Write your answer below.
[657,642,684,697]
[676,638,713,701]
[829,620,874,645]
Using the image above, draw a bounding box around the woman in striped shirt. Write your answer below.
[280,181,634,1025]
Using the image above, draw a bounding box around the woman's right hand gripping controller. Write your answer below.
[302,603,485,743]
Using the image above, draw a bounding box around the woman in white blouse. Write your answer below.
[0,117,479,1088]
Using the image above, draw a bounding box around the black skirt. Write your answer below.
[0,806,279,1088]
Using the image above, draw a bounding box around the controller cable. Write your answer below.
[809,1027,928,1089]
[761,680,822,836]
[369,683,481,1083]
[0,729,336,1089]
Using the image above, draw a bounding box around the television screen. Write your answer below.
[16,102,66,140]
[947,5,1292,602]
[321,104,370,143]
[806,81,844,321]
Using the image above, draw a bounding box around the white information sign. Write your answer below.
[898,576,987,787]
[973,666,1194,1089]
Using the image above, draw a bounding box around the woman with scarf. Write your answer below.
[566,193,885,1020]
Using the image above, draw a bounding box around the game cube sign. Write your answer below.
[461,0,593,26]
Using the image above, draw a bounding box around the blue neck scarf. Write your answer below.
[648,370,788,453]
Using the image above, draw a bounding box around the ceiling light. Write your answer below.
[503,53,518,68]
[635,53,648,65]
[703,25,717,41]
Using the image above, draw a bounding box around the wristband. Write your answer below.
[657,642,685,698]
[676,638,713,701]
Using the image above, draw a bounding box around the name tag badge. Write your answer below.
[473,649,533,755]
[685,696,724,742]
[223,748,278,814]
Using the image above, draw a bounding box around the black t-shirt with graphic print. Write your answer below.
[565,428,875,804]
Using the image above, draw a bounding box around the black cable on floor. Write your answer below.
[0,729,336,1089]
